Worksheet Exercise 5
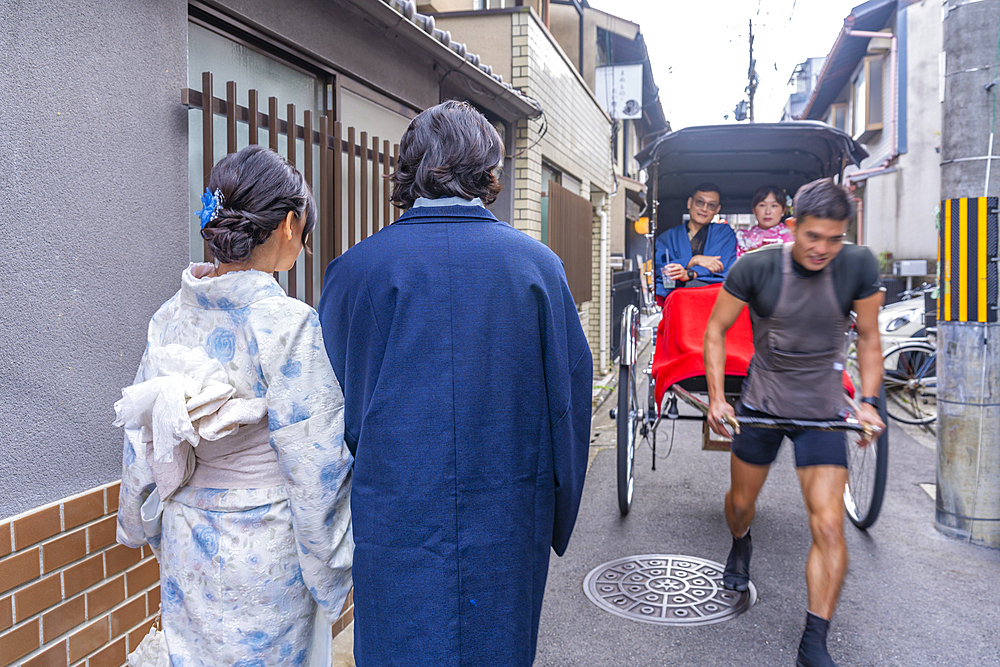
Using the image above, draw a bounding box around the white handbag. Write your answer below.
[140,489,164,543]
[126,611,169,667]
[128,492,170,666]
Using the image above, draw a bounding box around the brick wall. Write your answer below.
[509,8,613,374]
[510,11,612,195]
[0,482,157,667]
[591,196,612,374]
[1,484,353,667]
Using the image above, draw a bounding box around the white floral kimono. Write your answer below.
[116,264,353,667]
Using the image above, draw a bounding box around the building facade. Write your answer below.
[781,57,826,122]
[433,4,616,370]
[798,0,941,265]
[0,0,539,663]
[433,0,668,370]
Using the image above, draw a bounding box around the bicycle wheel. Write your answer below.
[882,342,937,425]
[844,385,889,529]
[617,364,639,516]
[845,344,861,394]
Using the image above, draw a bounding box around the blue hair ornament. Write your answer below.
[198,187,225,229]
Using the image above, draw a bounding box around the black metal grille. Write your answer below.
[610,270,641,363]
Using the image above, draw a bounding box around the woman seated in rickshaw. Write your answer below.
[654,182,738,305]
[736,185,793,257]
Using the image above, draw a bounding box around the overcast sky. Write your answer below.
[586,0,862,128]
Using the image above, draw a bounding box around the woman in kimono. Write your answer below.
[115,145,353,667]
[735,185,792,257]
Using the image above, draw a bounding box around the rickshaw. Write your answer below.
[613,122,889,530]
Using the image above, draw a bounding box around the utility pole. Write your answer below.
[937,0,1000,548]
[748,19,758,123]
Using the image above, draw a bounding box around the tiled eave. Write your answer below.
[343,0,543,119]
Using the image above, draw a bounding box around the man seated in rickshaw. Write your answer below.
[653,182,738,305]
[704,179,885,667]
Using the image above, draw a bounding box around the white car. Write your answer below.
[878,297,929,348]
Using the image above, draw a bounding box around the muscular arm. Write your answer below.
[705,289,747,435]
[852,290,886,436]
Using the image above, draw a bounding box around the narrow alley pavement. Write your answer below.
[534,335,1000,666]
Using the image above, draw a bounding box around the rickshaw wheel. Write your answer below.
[844,384,889,529]
[617,364,639,516]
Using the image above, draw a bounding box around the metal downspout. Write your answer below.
[854,194,865,245]
[599,206,609,372]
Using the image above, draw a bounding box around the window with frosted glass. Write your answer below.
[336,87,414,242]
[850,55,885,143]
[187,21,328,297]
[828,103,847,133]
[867,58,883,126]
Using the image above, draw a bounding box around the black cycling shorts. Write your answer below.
[730,404,847,468]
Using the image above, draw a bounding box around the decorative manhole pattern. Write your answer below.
[583,554,756,626]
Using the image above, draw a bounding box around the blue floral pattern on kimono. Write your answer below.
[117,264,352,667]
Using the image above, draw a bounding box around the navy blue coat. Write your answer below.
[317,204,592,667]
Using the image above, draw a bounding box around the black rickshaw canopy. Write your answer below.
[636,121,869,227]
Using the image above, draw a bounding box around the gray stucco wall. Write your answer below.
[214,0,443,113]
[0,1,190,518]
[894,2,942,260]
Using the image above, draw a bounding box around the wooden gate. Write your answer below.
[183,72,402,307]
[547,180,593,304]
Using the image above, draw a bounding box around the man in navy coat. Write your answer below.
[318,100,592,667]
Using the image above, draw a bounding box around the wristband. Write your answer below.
[860,396,880,410]
[687,269,696,281]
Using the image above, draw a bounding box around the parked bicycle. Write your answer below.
[881,337,937,425]
[846,295,937,426]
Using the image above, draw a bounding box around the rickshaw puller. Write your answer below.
[704,179,885,667]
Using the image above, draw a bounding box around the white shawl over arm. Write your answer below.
[116,296,182,551]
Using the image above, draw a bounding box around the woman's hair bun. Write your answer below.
[200,145,317,264]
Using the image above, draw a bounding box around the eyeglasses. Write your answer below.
[692,198,720,211]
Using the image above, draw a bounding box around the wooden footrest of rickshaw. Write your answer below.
[702,421,732,451]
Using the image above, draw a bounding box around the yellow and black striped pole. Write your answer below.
[936,196,1000,548]
[939,197,999,323]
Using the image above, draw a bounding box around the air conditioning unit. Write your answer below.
[893,259,928,277]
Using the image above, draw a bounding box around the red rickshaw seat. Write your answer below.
[652,284,753,407]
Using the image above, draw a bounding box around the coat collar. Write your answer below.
[394,204,501,225]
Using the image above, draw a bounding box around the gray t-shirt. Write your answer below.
[723,244,881,318]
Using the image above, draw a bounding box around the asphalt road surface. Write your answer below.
[534,340,1000,667]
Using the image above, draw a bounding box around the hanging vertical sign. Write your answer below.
[595,64,643,120]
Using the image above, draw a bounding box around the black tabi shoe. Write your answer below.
[722,530,751,591]
[795,612,837,667]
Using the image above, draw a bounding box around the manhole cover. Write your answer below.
[583,554,756,626]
